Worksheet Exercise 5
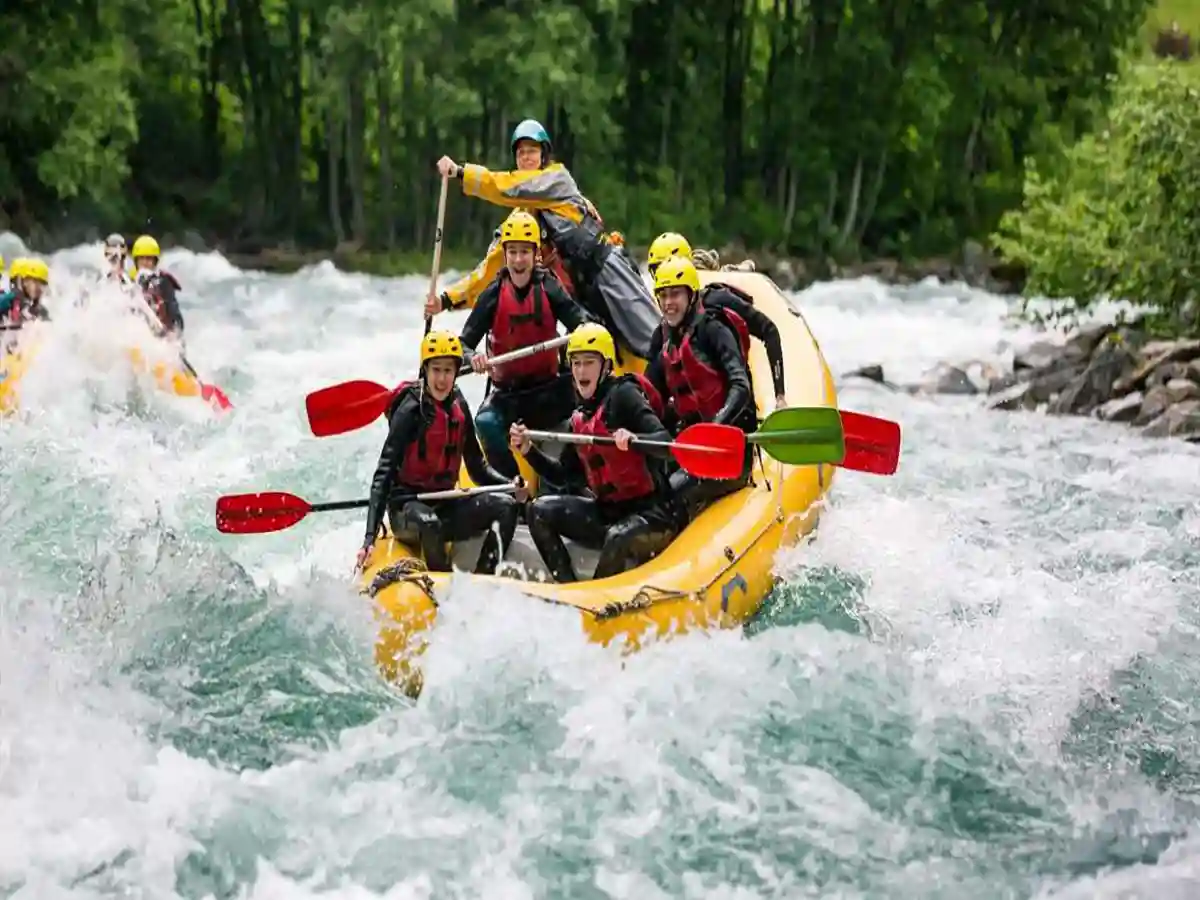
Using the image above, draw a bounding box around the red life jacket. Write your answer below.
[660,303,750,423]
[569,384,657,504]
[624,372,665,420]
[540,246,577,299]
[6,292,22,324]
[488,270,561,386]
[141,270,182,329]
[389,382,465,492]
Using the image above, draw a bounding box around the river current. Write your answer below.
[2,235,1199,899]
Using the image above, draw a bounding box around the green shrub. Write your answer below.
[994,61,1200,334]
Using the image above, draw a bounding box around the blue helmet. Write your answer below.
[511,119,552,157]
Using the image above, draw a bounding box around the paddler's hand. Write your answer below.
[355,544,373,571]
[424,290,441,318]
[509,422,532,456]
[775,394,788,411]
[470,352,489,374]
[612,428,635,452]
[436,156,461,179]
[512,475,529,503]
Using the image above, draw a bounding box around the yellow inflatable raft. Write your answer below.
[0,345,32,414]
[360,270,838,696]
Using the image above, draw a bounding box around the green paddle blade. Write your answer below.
[748,407,846,465]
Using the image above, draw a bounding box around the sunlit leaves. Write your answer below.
[994,60,1200,333]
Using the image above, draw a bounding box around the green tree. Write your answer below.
[994,59,1200,335]
[0,0,1156,269]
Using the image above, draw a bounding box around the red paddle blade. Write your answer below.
[215,491,312,534]
[839,411,901,475]
[306,380,393,437]
[670,422,746,480]
[200,382,233,412]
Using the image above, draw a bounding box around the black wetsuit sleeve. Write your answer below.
[524,441,585,488]
[543,277,594,330]
[363,393,422,546]
[459,282,501,352]
[698,317,753,426]
[715,293,784,396]
[458,396,511,487]
[607,380,672,457]
[647,323,663,361]
[644,325,668,400]
[158,277,184,333]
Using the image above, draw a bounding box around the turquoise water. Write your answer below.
[2,239,1199,898]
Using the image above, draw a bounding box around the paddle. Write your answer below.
[180,355,233,412]
[838,410,901,475]
[750,407,902,475]
[215,483,519,535]
[746,407,847,466]
[305,336,570,438]
[425,172,450,336]
[524,421,749,480]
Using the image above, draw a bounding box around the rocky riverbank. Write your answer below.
[705,239,1026,295]
[844,321,1200,441]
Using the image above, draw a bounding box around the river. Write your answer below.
[2,238,1199,899]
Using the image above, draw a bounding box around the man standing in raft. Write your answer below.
[509,323,682,583]
[647,256,758,517]
[458,210,594,479]
[425,118,661,358]
[646,231,787,411]
[356,331,523,575]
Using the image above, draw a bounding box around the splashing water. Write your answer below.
[2,236,1199,898]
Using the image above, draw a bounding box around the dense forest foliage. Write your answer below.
[994,59,1200,335]
[0,0,1156,264]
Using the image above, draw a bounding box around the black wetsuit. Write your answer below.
[522,375,681,582]
[646,305,757,519]
[460,267,593,478]
[646,283,786,399]
[363,384,519,574]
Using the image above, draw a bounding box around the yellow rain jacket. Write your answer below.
[442,164,660,358]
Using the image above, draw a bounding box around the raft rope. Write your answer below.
[363,557,437,606]
[593,585,687,621]
[691,248,756,273]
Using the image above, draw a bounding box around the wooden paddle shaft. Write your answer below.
[310,483,516,514]
[424,172,450,335]
[525,430,710,453]
[457,335,570,376]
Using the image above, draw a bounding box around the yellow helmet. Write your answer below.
[23,258,49,283]
[499,210,540,248]
[566,323,616,364]
[647,232,692,269]
[420,330,464,366]
[131,235,161,259]
[653,255,700,294]
[7,257,24,279]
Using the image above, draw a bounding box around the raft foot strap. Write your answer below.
[755,445,772,491]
